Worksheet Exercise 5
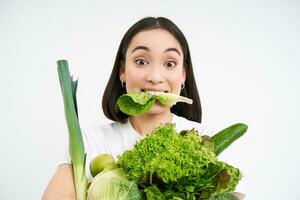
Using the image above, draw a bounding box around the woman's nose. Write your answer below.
[146,66,163,84]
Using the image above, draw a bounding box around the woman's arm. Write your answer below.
[42,164,76,200]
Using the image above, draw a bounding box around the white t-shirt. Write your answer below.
[61,114,211,180]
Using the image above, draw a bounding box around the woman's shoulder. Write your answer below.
[172,114,213,136]
[81,119,137,153]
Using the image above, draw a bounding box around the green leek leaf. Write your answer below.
[57,60,87,200]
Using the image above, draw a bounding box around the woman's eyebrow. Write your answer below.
[164,48,181,56]
[131,45,181,56]
[131,45,149,54]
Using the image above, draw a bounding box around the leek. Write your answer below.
[57,60,87,200]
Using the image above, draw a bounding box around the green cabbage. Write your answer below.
[87,165,144,200]
[117,91,193,116]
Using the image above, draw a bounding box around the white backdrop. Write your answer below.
[0,0,299,199]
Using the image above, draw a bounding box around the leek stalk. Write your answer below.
[57,60,87,200]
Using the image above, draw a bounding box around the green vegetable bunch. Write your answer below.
[117,123,243,199]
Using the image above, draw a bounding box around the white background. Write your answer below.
[0,0,299,199]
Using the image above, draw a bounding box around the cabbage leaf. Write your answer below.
[87,167,144,200]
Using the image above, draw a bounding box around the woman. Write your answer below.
[42,17,244,199]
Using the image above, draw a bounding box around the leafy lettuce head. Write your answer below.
[117,124,242,199]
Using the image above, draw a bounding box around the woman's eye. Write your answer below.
[165,61,176,68]
[135,59,148,65]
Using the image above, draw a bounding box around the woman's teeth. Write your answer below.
[142,90,168,93]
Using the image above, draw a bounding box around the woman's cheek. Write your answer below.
[125,75,144,92]
[169,76,183,91]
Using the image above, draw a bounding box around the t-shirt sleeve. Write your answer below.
[55,126,96,180]
[56,127,90,166]
[81,125,110,180]
[55,132,71,165]
[58,145,71,165]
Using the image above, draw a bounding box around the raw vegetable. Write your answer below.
[90,154,115,177]
[117,91,193,116]
[57,60,87,200]
[117,123,242,199]
[87,166,143,200]
[212,123,248,156]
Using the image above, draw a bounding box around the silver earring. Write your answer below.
[181,82,185,90]
[121,80,126,88]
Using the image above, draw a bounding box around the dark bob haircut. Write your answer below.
[102,17,202,123]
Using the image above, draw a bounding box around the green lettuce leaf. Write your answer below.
[144,185,165,200]
[208,193,239,200]
[117,91,193,116]
[117,92,155,116]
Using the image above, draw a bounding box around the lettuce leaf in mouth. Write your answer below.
[117,91,193,116]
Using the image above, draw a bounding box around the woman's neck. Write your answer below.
[129,111,173,136]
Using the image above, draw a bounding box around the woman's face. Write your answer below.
[120,28,186,114]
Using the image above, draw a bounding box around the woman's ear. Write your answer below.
[119,61,126,81]
[182,67,187,83]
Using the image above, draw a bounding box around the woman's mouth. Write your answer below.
[141,89,169,93]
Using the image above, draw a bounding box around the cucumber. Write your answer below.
[211,123,248,155]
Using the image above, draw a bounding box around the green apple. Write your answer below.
[90,154,115,177]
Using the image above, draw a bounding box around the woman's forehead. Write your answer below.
[127,28,183,55]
